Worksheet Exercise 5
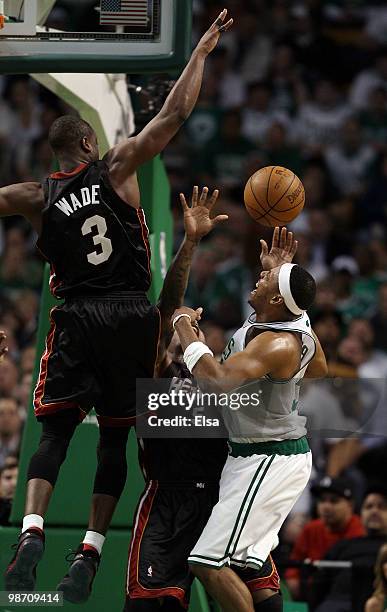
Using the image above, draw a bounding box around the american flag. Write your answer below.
[100,0,149,26]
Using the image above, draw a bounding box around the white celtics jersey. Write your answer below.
[220,311,316,443]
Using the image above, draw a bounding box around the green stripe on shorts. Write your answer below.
[228,455,275,559]
[224,456,268,558]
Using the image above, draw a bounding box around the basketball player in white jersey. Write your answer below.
[171,229,327,612]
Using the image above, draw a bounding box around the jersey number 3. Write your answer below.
[81,215,113,266]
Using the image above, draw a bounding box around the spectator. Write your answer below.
[330,255,372,324]
[359,87,387,153]
[201,109,257,189]
[312,311,343,362]
[295,80,351,152]
[0,457,18,525]
[365,543,387,612]
[0,227,43,291]
[241,81,289,145]
[263,122,304,177]
[3,78,42,179]
[19,346,36,375]
[206,47,246,109]
[267,44,306,115]
[13,290,40,348]
[299,380,359,481]
[313,486,387,612]
[347,319,387,379]
[371,283,387,352]
[323,118,377,198]
[184,80,222,150]
[285,476,364,599]
[0,397,22,469]
[0,357,18,397]
[350,50,387,110]
[360,155,387,228]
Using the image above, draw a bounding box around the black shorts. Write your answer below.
[125,481,280,609]
[233,556,280,593]
[34,293,160,426]
[126,480,220,608]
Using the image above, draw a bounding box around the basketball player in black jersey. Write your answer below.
[1,10,233,599]
[124,190,289,612]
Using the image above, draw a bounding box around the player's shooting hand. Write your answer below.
[180,186,228,243]
[172,306,203,330]
[260,226,298,271]
[195,8,233,57]
[0,331,8,363]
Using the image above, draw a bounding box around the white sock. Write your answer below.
[22,514,44,533]
[82,531,105,555]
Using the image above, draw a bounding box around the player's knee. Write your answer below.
[253,592,283,611]
[93,426,130,498]
[97,426,129,459]
[27,413,78,485]
[190,564,218,587]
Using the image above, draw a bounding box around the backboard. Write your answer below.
[0,0,192,74]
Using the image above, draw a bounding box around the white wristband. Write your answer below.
[183,341,214,373]
[172,313,192,329]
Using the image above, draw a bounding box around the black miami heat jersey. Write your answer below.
[139,361,228,483]
[37,161,151,298]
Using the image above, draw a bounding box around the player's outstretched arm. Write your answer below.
[0,183,44,231]
[156,187,227,373]
[172,309,298,392]
[105,9,233,180]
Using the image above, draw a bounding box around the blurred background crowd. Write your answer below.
[0,0,387,609]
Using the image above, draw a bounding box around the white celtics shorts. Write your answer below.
[189,438,312,571]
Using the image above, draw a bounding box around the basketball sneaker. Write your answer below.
[57,545,100,603]
[5,529,45,591]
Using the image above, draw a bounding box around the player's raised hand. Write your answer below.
[172,306,203,330]
[195,9,233,57]
[0,331,8,363]
[180,186,228,243]
[260,226,298,271]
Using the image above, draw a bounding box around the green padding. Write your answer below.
[284,603,309,612]
[139,155,173,303]
[280,579,293,601]
[190,580,212,612]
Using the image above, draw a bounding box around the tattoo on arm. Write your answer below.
[158,238,197,353]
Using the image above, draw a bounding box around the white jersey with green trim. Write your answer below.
[220,311,316,443]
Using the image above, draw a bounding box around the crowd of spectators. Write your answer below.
[0,0,387,607]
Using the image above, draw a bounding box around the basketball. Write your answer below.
[244,166,305,227]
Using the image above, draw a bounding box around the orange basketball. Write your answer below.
[244,166,305,227]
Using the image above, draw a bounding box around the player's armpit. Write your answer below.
[304,332,328,378]
[0,182,44,223]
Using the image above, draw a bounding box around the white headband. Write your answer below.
[278,263,304,316]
